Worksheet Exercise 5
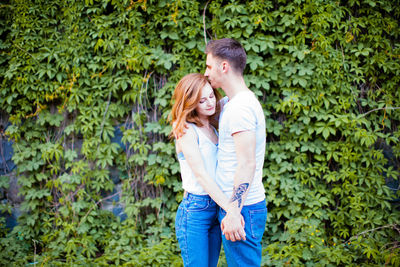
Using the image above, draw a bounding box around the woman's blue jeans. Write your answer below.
[175,193,222,267]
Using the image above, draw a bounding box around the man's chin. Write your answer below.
[210,82,219,89]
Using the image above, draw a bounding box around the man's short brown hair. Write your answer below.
[205,38,247,75]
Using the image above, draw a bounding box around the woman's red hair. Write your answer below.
[169,73,221,139]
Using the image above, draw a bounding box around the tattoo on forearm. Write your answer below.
[230,183,249,208]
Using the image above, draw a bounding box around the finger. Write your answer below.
[239,228,246,241]
[224,233,230,241]
[225,232,234,242]
[234,232,242,241]
[229,233,236,242]
[174,129,181,139]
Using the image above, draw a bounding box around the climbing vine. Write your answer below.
[0,0,399,265]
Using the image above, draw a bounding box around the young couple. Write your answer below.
[170,38,267,267]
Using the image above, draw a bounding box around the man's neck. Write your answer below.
[221,74,249,100]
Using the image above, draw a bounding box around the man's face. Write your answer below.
[204,53,223,89]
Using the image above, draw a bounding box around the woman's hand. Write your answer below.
[220,208,246,242]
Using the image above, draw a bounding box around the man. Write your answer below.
[204,38,267,267]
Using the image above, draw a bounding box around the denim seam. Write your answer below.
[181,205,189,265]
[249,208,267,240]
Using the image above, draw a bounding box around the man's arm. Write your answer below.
[221,130,256,242]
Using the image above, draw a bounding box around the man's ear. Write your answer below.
[221,61,229,73]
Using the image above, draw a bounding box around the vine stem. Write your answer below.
[77,190,121,228]
[99,90,112,139]
[343,223,399,244]
[13,42,41,65]
[359,106,400,117]
[203,0,211,46]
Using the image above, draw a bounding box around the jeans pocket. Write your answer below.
[249,208,267,240]
[186,198,210,212]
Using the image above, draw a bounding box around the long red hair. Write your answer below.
[169,73,221,139]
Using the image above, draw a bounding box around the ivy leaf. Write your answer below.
[247,54,264,71]
[64,149,78,162]
[0,176,10,189]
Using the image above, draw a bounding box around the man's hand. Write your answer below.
[221,209,246,242]
[173,122,189,139]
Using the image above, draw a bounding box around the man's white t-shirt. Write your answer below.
[216,91,266,205]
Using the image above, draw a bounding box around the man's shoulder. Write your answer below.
[226,92,261,114]
[231,91,260,105]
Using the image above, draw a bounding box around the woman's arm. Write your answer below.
[176,125,230,211]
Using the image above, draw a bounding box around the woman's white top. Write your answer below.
[177,123,218,195]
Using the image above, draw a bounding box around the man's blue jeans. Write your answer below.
[175,193,221,267]
[218,199,267,267]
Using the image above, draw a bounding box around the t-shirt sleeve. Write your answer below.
[225,102,256,135]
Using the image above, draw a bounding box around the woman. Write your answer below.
[169,73,230,267]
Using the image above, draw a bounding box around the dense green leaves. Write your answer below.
[0,0,399,266]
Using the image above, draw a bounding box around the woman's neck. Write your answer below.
[198,116,210,128]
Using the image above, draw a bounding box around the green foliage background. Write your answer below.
[1,0,400,265]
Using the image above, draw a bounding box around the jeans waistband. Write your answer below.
[184,191,212,201]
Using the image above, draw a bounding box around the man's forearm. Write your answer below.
[227,161,255,211]
[230,182,249,208]
[228,130,257,210]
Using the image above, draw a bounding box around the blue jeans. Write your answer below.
[218,200,267,267]
[175,193,222,267]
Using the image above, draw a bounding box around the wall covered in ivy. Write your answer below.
[0,0,399,265]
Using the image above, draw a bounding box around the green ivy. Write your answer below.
[0,0,399,265]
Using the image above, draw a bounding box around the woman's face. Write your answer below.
[195,83,216,118]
